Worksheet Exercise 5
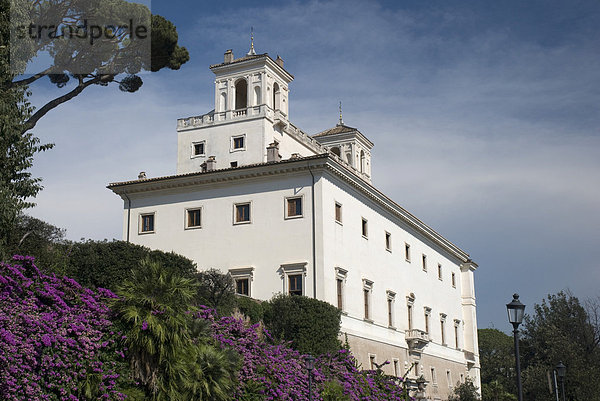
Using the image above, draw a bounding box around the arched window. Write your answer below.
[273,82,280,110]
[360,150,365,173]
[219,92,227,112]
[331,147,341,157]
[235,79,248,110]
[253,86,261,105]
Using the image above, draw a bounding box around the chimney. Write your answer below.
[275,55,284,68]
[138,171,146,179]
[224,49,234,63]
[206,156,217,171]
[267,142,281,163]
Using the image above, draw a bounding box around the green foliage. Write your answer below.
[478,328,516,395]
[235,295,265,324]
[481,381,516,401]
[195,268,236,315]
[263,294,342,355]
[0,9,53,257]
[321,380,351,401]
[521,291,600,401]
[62,239,197,290]
[448,378,480,401]
[112,259,237,400]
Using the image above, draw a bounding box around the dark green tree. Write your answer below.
[448,378,480,401]
[195,268,237,316]
[478,328,516,397]
[263,294,342,355]
[521,291,600,401]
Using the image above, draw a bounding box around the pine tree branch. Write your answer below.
[9,67,53,89]
[20,75,107,134]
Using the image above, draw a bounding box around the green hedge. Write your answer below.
[263,294,342,355]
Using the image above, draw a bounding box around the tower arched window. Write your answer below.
[235,79,248,110]
[273,82,280,110]
[360,150,365,173]
[253,86,261,105]
[219,92,227,112]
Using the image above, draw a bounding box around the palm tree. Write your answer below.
[112,257,199,399]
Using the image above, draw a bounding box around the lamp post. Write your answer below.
[507,293,525,401]
[555,362,566,401]
[304,355,316,401]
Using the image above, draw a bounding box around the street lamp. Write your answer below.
[555,362,566,401]
[304,355,316,401]
[506,293,525,401]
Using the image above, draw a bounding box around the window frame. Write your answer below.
[230,134,246,152]
[405,243,411,262]
[363,279,373,322]
[335,267,348,313]
[422,254,427,271]
[361,217,368,239]
[451,272,456,288]
[424,307,431,334]
[279,262,307,296]
[438,263,443,280]
[233,201,252,225]
[385,231,392,252]
[440,313,447,346]
[386,290,396,329]
[139,212,155,234]
[284,195,304,219]
[185,207,202,230]
[191,141,206,158]
[335,202,343,224]
[229,267,254,297]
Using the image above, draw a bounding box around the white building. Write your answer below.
[108,44,480,400]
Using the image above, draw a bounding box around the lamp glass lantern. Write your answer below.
[304,355,316,371]
[556,362,566,378]
[506,293,525,327]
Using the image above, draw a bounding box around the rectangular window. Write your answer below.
[455,324,459,349]
[407,304,413,330]
[393,360,399,377]
[140,213,155,233]
[288,274,303,296]
[424,308,431,333]
[405,243,411,262]
[369,355,375,370]
[362,218,368,238]
[286,197,303,218]
[234,203,251,224]
[438,264,443,280]
[363,279,373,321]
[452,272,456,287]
[230,161,238,168]
[422,254,427,271]
[431,367,437,385]
[388,298,393,327]
[447,371,452,388]
[336,278,343,310]
[364,289,370,320]
[186,208,202,229]
[335,202,342,223]
[233,136,245,149]
[193,142,205,156]
[441,316,446,345]
[385,231,392,251]
[236,278,249,296]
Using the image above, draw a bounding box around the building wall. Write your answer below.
[123,172,317,301]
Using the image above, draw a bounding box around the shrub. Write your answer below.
[61,239,197,290]
[235,295,265,324]
[262,294,342,356]
[195,268,236,315]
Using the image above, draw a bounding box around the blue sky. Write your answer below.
[26,0,600,331]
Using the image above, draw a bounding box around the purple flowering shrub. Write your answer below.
[0,256,125,401]
[198,307,411,401]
